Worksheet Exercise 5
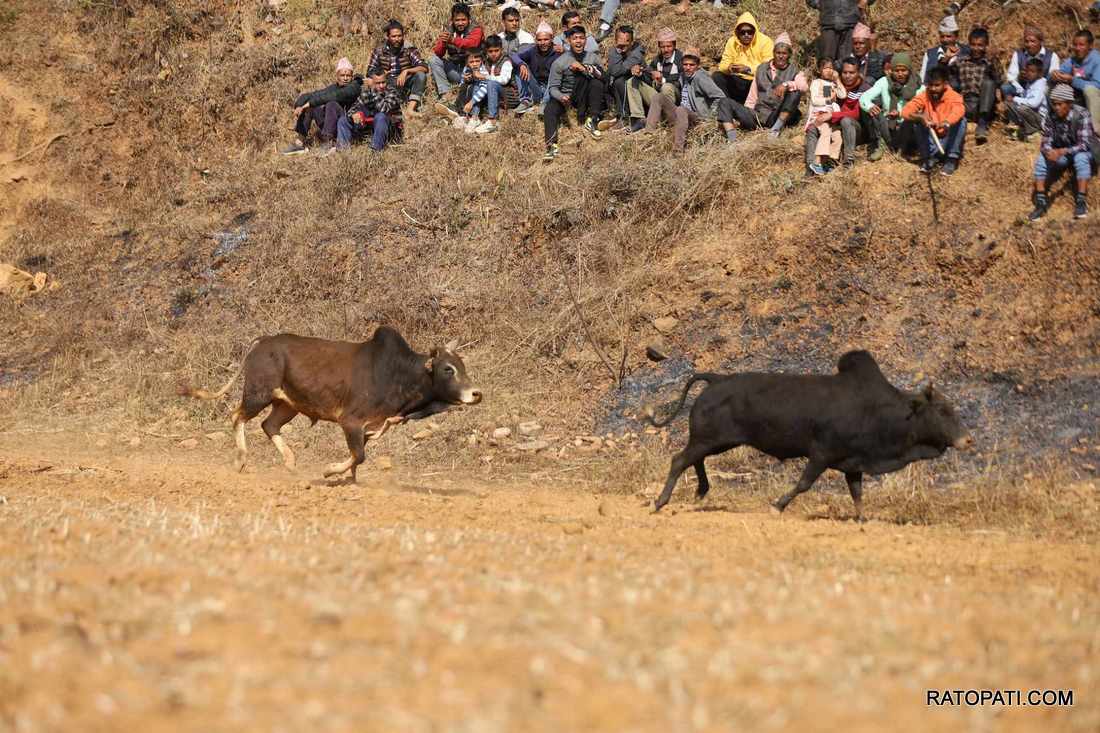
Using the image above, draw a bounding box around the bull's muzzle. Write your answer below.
[953,435,975,450]
[461,388,483,405]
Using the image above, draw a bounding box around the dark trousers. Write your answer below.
[818,26,854,63]
[1004,102,1043,138]
[729,91,803,130]
[611,76,630,120]
[804,111,878,166]
[872,115,919,154]
[295,101,344,141]
[543,76,607,144]
[964,77,997,125]
[711,72,753,104]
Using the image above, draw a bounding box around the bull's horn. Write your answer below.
[445,338,459,351]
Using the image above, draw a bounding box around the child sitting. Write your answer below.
[452,43,508,134]
[805,58,843,176]
[1003,57,1048,141]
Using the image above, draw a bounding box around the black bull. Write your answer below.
[647,351,973,514]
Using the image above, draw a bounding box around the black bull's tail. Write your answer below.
[644,373,720,427]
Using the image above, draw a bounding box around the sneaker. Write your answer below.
[584,119,602,139]
[1028,193,1049,222]
[868,145,883,162]
[975,123,989,144]
[941,159,958,176]
[627,119,646,133]
[767,129,781,139]
[919,159,936,174]
[280,141,307,155]
[464,117,480,133]
[475,119,499,134]
[542,143,560,161]
[514,100,534,115]
[1075,193,1088,219]
[452,115,468,130]
[597,118,621,132]
[596,25,612,42]
[808,162,827,176]
[435,101,460,119]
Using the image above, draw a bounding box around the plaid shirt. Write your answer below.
[353,80,403,116]
[1041,106,1094,155]
[956,55,1003,97]
[367,43,425,79]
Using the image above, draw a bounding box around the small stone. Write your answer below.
[653,316,679,334]
[412,430,432,441]
[517,421,543,437]
[95,439,108,448]
[515,440,549,452]
[428,422,442,431]
[492,427,512,439]
[562,522,585,535]
[374,456,393,471]
[128,437,141,447]
[205,432,225,442]
[597,500,610,517]
[179,438,199,449]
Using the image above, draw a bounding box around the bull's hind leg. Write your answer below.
[231,395,271,472]
[845,471,864,520]
[323,423,366,482]
[655,442,718,511]
[262,401,299,471]
[694,461,711,500]
[773,460,827,513]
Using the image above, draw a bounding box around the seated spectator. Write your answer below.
[643,47,740,153]
[1003,58,1048,141]
[367,20,429,115]
[1050,30,1100,136]
[450,44,508,134]
[498,6,534,55]
[606,26,648,130]
[806,0,874,62]
[956,27,1002,144]
[920,15,969,87]
[282,58,363,155]
[340,73,403,151]
[859,51,921,158]
[713,12,773,104]
[901,65,966,175]
[728,32,806,138]
[804,56,877,172]
[805,58,843,174]
[625,27,683,133]
[514,23,560,116]
[554,11,599,55]
[850,24,887,83]
[429,3,484,100]
[1002,27,1059,103]
[1028,84,1094,221]
[543,26,608,160]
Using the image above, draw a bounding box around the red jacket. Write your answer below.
[432,25,484,63]
[830,80,870,123]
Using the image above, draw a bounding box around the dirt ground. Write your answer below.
[1,430,1096,733]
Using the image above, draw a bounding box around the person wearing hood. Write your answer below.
[1050,29,1100,136]
[625,27,683,132]
[367,20,429,114]
[728,33,807,138]
[513,22,560,116]
[643,46,740,152]
[920,15,969,87]
[807,0,875,62]
[859,51,921,156]
[282,57,363,155]
[713,12,773,104]
[1028,83,1094,221]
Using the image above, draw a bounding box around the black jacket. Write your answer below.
[295,76,364,110]
[806,0,874,30]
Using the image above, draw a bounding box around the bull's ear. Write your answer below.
[445,338,459,352]
[909,392,928,415]
[425,350,436,373]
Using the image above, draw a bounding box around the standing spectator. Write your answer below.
[902,65,966,175]
[606,26,648,130]
[713,12,774,104]
[543,26,608,160]
[1002,27,1059,103]
[429,3,484,99]
[643,47,740,151]
[860,51,921,157]
[728,33,807,138]
[1028,84,1094,221]
[282,58,363,155]
[1003,58,1048,141]
[513,22,560,116]
[367,20,429,115]
[804,56,877,171]
[850,24,887,83]
[1050,30,1100,136]
[595,0,621,44]
[955,26,1002,144]
[340,73,403,152]
[625,27,683,132]
[920,15,969,87]
[807,0,875,63]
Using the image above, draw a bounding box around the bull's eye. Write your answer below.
[445,366,456,377]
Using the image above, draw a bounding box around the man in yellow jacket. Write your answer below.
[713,12,774,104]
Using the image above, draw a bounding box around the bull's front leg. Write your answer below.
[845,471,864,521]
[364,415,406,442]
[773,459,826,513]
[323,423,366,482]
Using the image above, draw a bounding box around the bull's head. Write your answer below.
[910,383,973,451]
[426,339,483,405]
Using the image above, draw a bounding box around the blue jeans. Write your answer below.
[1034,151,1093,182]
[917,120,966,160]
[1000,81,1019,100]
[428,55,464,95]
[469,80,501,118]
[600,0,620,26]
[336,112,394,151]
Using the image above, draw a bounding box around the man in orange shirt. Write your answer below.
[901,65,966,175]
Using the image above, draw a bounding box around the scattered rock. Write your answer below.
[515,440,550,452]
[374,456,393,471]
[178,438,199,449]
[653,316,679,334]
[492,427,512,439]
[428,422,442,431]
[412,430,432,441]
[128,437,141,448]
[597,500,611,517]
[95,439,108,449]
[562,522,585,535]
[205,431,225,442]
[646,345,669,362]
[517,421,543,437]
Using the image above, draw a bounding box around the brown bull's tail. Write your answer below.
[644,373,719,428]
[178,338,260,401]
